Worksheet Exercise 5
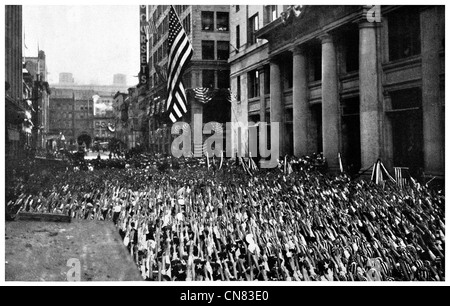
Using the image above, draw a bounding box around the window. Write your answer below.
[175,5,182,16]
[218,70,230,89]
[217,12,229,31]
[201,11,214,31]
[388,7,421,61]
[236,75,241,101]
[264,5,277,24]
[271,6,277,21]
[248,13,259,46]
[311,45,322,81]
[202,40,215,60]
[217,41,229,60]
[283,56,293,89]
[202,70,215,88]
[388,88,423,176]
[236,5,240,12]
[345,28,359,73]
[248,70,260,98]
[183,14,191,35]
[264,65,270,94]
[236,25,240,50]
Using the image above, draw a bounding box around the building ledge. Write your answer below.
[308,80,322,88]
[382,55,422,72]
[339,71,359,81]
[229,40,268,64]
[256,18,283,40]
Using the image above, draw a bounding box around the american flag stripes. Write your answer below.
[166,6,193,123]
[193,87,214,104]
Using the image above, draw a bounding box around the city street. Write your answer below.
[5,4,446,285]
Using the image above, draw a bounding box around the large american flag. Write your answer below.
[166,6,193,123]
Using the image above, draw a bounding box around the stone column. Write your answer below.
[258,66,266,157]
[359,21,381,171]
[421,7,444,177]
[320,33,340,171]
[292,45,309,157]
[191,102,203,157]
[270,59,284,157]
[190,70,203,157]
[258,67,266,124]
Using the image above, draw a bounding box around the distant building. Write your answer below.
[59,72,74,84]
[48,83,128,149]
[24,50,50,150]
[113,91,129,148]
[93,95,115,141]
[113,74,127,86]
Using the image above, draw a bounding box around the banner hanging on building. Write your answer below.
[139,5,148,86]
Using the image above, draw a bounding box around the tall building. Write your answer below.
[59,72,74,84]
[5,5,29,160]
[146,5,231,154]
[24,50,50,150]
[229,5,282,159]
[113,73,127,86]
[230,5,445,179]
[48,88,76,148]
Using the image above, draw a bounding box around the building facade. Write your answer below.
[49,88,95,148]
[230,5,444,178]
[113,91,130,147]
[146,5,231,155]
[24,50,50,150]
[93,95,115,141]
[5,5,29,160]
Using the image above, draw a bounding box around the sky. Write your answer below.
[22,5,141,86]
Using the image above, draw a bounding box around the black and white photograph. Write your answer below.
[2,1,447,291]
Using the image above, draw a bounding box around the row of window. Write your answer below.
[234,11,261,51]
[202,70,230,89]
[173,5,189,17]
[153,14,190,53]
[201,11,229,32]
[238,66,271,101]
[152,5,188,22]
[95,121,109,128]
[201,40,229,60]
[151,69,230,89]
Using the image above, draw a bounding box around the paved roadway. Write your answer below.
[5,219,142,281]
